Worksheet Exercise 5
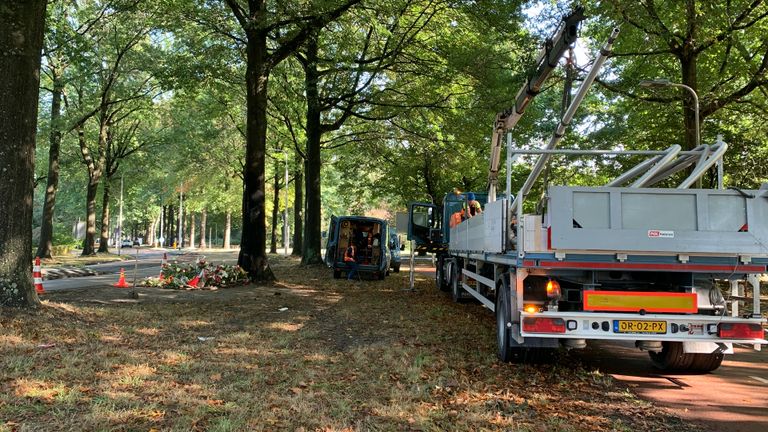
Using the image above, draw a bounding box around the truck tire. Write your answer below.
[688,352,724,372]
[451,263,465,303]
[436,257,449,292]
[648,342,695,370]
[496,278,515,362]
[496,275,556,364]
[333,269,341,279]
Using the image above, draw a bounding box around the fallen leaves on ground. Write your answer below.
[0,254,701,431]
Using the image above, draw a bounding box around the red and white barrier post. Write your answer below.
[33,257,45,294]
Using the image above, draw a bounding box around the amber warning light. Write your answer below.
[546,279,561,298]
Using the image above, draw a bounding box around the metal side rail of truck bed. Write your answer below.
[439,187,767,370]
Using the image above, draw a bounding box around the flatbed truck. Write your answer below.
[408,10,768,371]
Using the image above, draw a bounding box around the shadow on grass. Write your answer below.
[0,258,703,431]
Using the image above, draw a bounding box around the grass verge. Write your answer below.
[1,256,700,431]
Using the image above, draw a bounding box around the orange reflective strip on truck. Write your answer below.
[583,291,698,313]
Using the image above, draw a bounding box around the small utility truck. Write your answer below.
[408,9,768,371]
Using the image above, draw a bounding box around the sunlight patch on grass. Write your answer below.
[12,379,81,404]
[133,327,159,336]
[99,334,123,343]
[0,334,26,346]
[266,322,304,332]
[178,319,214,328]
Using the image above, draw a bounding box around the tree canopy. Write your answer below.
[3,0,768,306]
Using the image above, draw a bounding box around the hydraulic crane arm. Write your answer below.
[487,7,585,202]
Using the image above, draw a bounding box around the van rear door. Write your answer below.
[324,216,338,267]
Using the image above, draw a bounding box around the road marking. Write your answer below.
[749,376,768,384]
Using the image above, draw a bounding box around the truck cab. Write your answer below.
[408,192,488,253]
[325,215,392,280]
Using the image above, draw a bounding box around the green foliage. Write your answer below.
[33,0,768,262]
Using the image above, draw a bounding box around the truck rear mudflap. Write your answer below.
[519,311,767,347]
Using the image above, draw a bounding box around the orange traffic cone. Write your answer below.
[188,268,205,288]
[113,268,131,288]
[33,257,45,294]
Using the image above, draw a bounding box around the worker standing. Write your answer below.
[344,243,359,280]
[466,192,483,218]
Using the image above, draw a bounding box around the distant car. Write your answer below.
[132,239,140,247]
[120,239,132,248]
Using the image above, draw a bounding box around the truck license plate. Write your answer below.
[613,320,667,334]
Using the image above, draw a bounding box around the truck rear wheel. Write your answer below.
[495,278,555,363]
[688,352,724,372]
[450,263,465,302]
[648,342,695,371]
[436,257,449,292]
[496,278,514,362]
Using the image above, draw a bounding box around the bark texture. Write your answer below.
[97,181,111,252]
[223,211,231,249]
[270,165,280,254]
[301,33,323,265]
[0,0,47,307]
[291,155,303,256]
[199,209,207,249]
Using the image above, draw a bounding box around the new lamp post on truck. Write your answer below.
[408,9,767,371]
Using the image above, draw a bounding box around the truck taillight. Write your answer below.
[718,323,764,339]
[546,279,561,298]
[523,317,565,333]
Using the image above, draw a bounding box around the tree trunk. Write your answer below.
[224,210,231,249]
[238,29,274,281]
[182,207,187,247]
[82,178,99,255]
[0,0,46,307]
[36,73,63,259]
[148,217,156,246]
[168,204,175,246]
[189,213,196,248]
[97,180,111,252]
[78,109,107,256]
[292,154,303,256]
[199,209,207,249]
[270,166,280,254]
[302,33,324,265]
[160,205,166,245]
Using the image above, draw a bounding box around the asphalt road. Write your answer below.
[579,341,768,432]
[40,249,236,291]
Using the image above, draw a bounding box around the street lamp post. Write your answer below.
[639,79,722,189]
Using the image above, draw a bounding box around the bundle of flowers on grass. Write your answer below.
[141,259,249,290]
